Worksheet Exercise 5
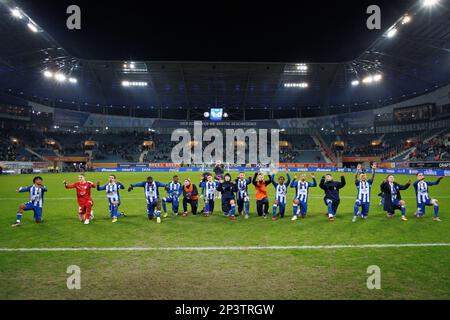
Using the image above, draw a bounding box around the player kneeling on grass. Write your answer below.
[128,177,165,224]
[252,171,272,218]
[271,170,291,221]
[319,174,346,222]
[414,173,444,221]
[12,176,47,227]
[199,174,217,217]
[162,175,182,217]
[352,164,376,222]
[290,173,316,220]
[217,173,238,220]
[182,179,199,216]
[64,174,96,225]
[235,172,251,218]
[97,175,126,223]
[380,175,411,221]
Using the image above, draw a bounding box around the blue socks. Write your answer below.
[353,204,360,217]
[162,199,167,213]
[230,204,236,217]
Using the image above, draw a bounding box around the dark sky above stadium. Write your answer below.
[16,0,411,62]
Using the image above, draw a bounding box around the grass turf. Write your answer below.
[0,172,449,299]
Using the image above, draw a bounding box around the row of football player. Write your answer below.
[11,165,444,226]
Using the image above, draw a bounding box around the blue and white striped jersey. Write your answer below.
[166,182,182,199]
[291,178,316,202]
[19,185,47,208]
[413,179,441,204]
[389,183,398,201]
[203,181,217,200]
[131,181,166,203]
[235,178,251,198]
[275,184,288,203]
[415,180,430,204]
[98,183,124,205]
[356,180,372,203]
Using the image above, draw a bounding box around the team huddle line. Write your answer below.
[11,163,444,227]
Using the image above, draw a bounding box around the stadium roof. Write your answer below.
[0,0,449,115]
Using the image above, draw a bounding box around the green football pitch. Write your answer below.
[0,171,449,300]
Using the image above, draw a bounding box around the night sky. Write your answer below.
[16,0,411,62]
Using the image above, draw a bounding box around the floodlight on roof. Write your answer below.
[27,22,38,33]
[11,8,23,19]
[401,15,411,24]
[386,28,397,38]
[54,73,67,82]
[423,0,439,7]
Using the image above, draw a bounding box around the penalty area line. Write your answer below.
[0,243,449,252]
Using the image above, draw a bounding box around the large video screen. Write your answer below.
[210,108,223,121]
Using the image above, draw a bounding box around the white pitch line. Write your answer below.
[0,243,449,252]
[0,195,449,201]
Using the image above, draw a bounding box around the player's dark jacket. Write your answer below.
[380,181,411,212]
[217,181,237,200]
[319,176,346,202]
[214,165,225,177]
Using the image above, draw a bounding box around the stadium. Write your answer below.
[0,0,449,304]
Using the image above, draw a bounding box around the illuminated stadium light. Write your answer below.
[121,81,148,87]
[27,22,38,33]
[284,82,308,88]
[362,76,374,84]
[122,61,148,74]
[69,77,78,84]
[296,64,308,71]
[401,15,411,24]
[54,73,67,82]
[203,112,210,118]
[386,28,397,38]
[223,112,229,118]
[43,70,53,78]
[373,74,383,82]
[423,0,439,7]
[351,80,360,86]
[11,8,24,19]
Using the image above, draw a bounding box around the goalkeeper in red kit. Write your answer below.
[64,173,96,225]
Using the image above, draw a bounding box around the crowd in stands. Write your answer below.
[408,132,450,161]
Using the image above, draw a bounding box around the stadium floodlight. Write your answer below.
[373,74,383,82]
[296,64,308,71]
[423,0,439,7]
[203,112,210,118]
[54,73,67,82]
[351,80,360,86]
[362,76,374,84]
[284,82,308,88]
[121,81,147,87]
[43,70,53,78]
[401,15,411,24]
[11,8,23,19]
[386,28,397,38]
[27,22,38,33]
[69,77,78,84]
[223,112,229,118]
